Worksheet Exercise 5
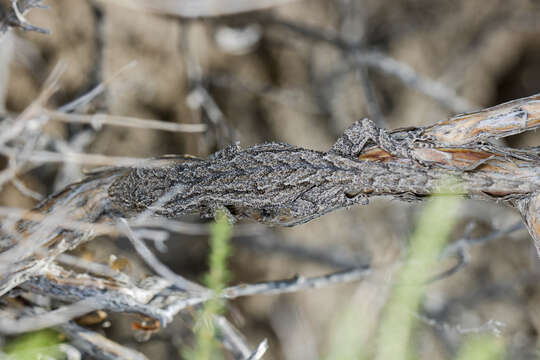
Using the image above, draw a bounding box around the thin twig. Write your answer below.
[260,15,474,113]
[23,263,370,328]
[17,149,147,167]
[46,110,207,133]
[61,322,149,360]
[0,299,100,335]
[429,221,525,282]
[215,315,253,359]
[246,339,269,360]
[118,218,208,294]
[0,0,49,34]
[57,61,138,113]
[106,0,299,17]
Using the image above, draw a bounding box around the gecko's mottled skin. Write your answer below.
[107,119,540,226]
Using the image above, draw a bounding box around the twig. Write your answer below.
[22,263,370,328]
[0,61,64,147]
[0,299,100,335]
[233,231,368,269]
[414,312,505,338]
[246,339,269,360]
[429,221,525,282]
[441,221,524,258]
[338,2,386,128]
[260,15,473,113]
[220,267,370,298]
[57,61,138,114]
[46,110,207,133]
[56,253,128,281]
[52,130,96,190]
[159,267,371,320]
[214,315,253,359]
[0,32,13,113]
[118,218,207,294]
[16,149,148,167]
[352,51,473,113]
[186,85,235,146]
[183,28,234,147]
[10,176,43,201]
[356,66,385,127]
[61,322,149,360]
[208,74,321,115]
[0,0,49,35]
[106,0,299,17]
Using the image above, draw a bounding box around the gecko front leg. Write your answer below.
[199,202,237,224]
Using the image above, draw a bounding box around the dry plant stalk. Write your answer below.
[0,0,49,35]
[1,94,539,298]
[103,0,299,18]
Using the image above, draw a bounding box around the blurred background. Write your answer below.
[1,0,540,358]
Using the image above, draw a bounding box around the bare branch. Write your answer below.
[0,0,49,35]
[16,149,148,167]
[260,15,474,113]
[61,322,149,360]
[246,339,269,360]
[430,221,525,282]
[104,0,299,18]
[352,51,473,113]
[220,267,370,299]
[1,94,539,296]
[0,299,100,335]
[22,263,369,327]
[46,110,207,134]
[214,315,253,359]
[118,218,207,294]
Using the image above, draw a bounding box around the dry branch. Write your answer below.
[1,94,539,298]
[105,0,299,18]
[17,261,369,330]
[0,0,49,35]
[259,15,474,113]
[61,322,150,360]
[0,94,538,360]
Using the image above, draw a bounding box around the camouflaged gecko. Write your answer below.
[107,117,539,227]
[2,94,539,296]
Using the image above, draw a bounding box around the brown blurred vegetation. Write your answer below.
[2,0,540,358]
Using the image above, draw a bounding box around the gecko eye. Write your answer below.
[260,208,273,217]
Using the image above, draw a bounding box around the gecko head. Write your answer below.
[328,118,379,159]
[344,189,370,205]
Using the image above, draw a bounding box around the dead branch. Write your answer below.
[45,110,207,134]
[0,0,49,35]
[1,94,539,298]
[430,221,524,282]
[104,0,299,18]
[0,93,538,359]
[60,322,150,360]
[18,262,369,330]
[0,299,101,334]
[214,316,269,359]
[259,15,474,113]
